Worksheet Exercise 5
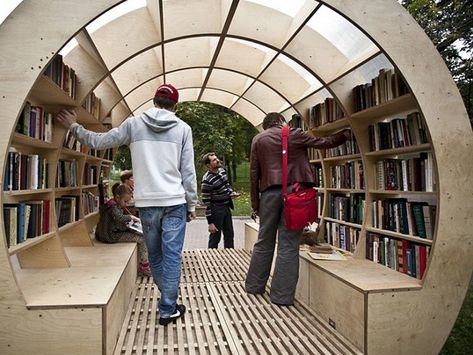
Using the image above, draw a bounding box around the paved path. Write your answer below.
[183,217,251,250]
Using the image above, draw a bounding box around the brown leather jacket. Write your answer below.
[250,126,347,211]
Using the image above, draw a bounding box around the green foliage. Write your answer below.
[113,145,132,170]
[176,101,258,180]
[401,0,473,124]
[441,279,473,354]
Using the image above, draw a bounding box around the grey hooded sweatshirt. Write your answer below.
[70,107,197,211]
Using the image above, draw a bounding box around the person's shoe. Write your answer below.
[158,304,186,326]
[138,261,151,277]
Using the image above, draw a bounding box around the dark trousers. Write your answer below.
[245,186,301,305]
[208,205,234,248]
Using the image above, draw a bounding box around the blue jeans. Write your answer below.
[139,204,187,317]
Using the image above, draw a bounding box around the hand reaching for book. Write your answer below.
[56,109,78,128]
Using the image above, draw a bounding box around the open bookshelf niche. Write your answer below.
[1,54,113,264]
[304,67,437,280]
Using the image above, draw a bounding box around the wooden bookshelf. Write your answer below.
[0,25,134,354]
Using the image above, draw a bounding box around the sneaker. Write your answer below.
[158,304,186,326]
[139,262,151,277]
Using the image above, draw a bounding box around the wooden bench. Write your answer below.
[245,222,423,353]
[11,243,137,355]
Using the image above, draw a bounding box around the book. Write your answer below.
[127,221,143,235]
[308,250,347,261]
[310,243,333,254]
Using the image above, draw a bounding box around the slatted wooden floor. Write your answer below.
[114,249,362,355]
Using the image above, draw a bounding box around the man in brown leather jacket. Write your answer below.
[245,112,350,305]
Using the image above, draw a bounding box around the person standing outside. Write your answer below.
[201,152,240,248]
[55,84,197,326]
[245,112,350,306]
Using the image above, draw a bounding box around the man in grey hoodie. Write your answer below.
[56,84,197,326]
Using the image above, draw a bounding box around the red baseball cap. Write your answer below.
[154,83,179,103]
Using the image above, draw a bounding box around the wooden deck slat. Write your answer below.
[114,249,362,355]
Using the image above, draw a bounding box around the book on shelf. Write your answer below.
[353,68,409,112]
[328,193,365,225]
[43,54,77,99]
[368,112,429,151]
[366,232,429,279]
[308,250,347,261]
[55,195,80,227]
[325,130,359,157]
[309,97,345,128]
[330,161,364,190]
[4,149,48,191]
[57,159,78,187]
[15,102,53,142]
[375,153,434,192]
[325,221,360,253]
[3,200,50,246]
[82,91,101,119]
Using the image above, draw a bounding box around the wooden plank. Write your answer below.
[113,286,138,355]
[124,283,146,355]
[114,249,364,355]
[216,281,278,354]
[145,286,159,355]
[135,284,154,355]
[207,282,247,354]
[179,284,196,355]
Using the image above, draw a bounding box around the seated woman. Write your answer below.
[95,184,150,277]
[120,169,138,215]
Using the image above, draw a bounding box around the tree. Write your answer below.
[113,145,132,170]
[176,101,258,183]
[401,0,473,125]
[109,103,258,182]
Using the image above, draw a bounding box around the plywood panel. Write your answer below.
[0,306,102,355]
[296,256,310,305]
[105,248,137,355]
[309,266,365,352]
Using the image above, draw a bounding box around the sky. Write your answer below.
[0,0,22,25]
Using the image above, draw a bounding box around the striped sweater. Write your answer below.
[201,168,233,223]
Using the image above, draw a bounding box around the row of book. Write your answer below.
[325,221,360,253]
[4,149,48,191]
[55,195,80,227]
[57,159,78,188]
[375,153,434,192]
[63,130,86,153]
[43,54,77,99]
[371,199,436,239]
[368,112,429,151]
[82,91,101,119]
[83,163,98,185]
[316,193,324,219]
[3,200,51,248]
[329,161,365,190]
[325,132,359,158]
[313,164,323,188]
[309,97,345,128]
[15,102,53,142]
[366,233,428,279]
[308,147,321,160]
[82,191,99,216]
[353,68,409,112]
[290,114,307,130]
[103,148,114,161]
[328,193,365,225]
